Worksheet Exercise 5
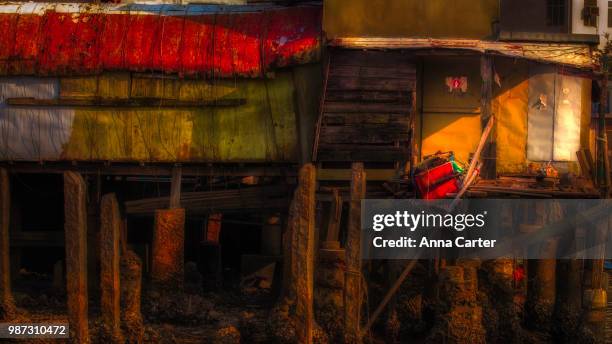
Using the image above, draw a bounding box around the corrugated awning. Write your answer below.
[0,2,322,77]
[329,37,597,70]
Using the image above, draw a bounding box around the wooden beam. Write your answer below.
[480,55,496,179]
[344,162,365,343]
[100,194,123,343]
[125,185,290,215]
[169,166,182,209]
[317,168,396,181]
[63,171,89,344]
[5,97,246,108]
[2,162,297,177]
[0,168,15,320]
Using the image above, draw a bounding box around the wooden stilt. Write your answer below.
[0,168,15,320]
[64,171,89,344]
[100,193,123,343]
[480,54,496,179]
[325,188,342,243]
[281,198,296,300]
[169,165,182,209]
[293,163,316,343]
[344,162,365,343]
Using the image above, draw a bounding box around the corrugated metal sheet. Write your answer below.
[330,37,597,70]
[0,3,322,77]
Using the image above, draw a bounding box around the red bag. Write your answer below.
[414,162,459,199]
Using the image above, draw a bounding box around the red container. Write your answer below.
[414,162,459,199]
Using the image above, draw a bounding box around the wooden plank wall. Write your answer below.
[315,50,416,163]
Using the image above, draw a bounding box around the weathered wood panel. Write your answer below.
[315,50,415,163]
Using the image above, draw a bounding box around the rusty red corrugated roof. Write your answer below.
[0,2,322,77]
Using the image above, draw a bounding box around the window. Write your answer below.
[582,0,599,27]
[527,66,582,162]
[547,0,566,26]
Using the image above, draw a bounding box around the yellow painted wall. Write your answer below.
[324,0,499,39]
[492,60,591,174]
[55,71,317,162]
[420,56,592,174]
[422,113,482,165]
[421,56,483,165]
[493,59,529,174]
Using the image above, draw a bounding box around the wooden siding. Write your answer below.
[314,50,415,162]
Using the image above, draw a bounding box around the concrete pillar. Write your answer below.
[315,242,345,342]
[121,250,144,344]
[293,164,316,343]
[0,168,15,320]
[151,208,185,290]
[63,171,89,344]
[344,162,365,343]
[526,240,559,331]
[100,194,123,343]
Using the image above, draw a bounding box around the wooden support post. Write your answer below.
[100,194,123,343]
[597,75,610,192]
[0,168,15,320]
[525,202,560,332]
[293,164,316,343]
[581,218,609,342]
[325,188,342,243]
[64,171,89,344]
[344,162,365,343]
[170,165,182,209]
[151,208,185,290]
[591,216,609,290]
[281,201,296,300]
[480,54,496,179]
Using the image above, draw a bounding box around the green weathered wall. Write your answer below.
[323,0,499,39]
